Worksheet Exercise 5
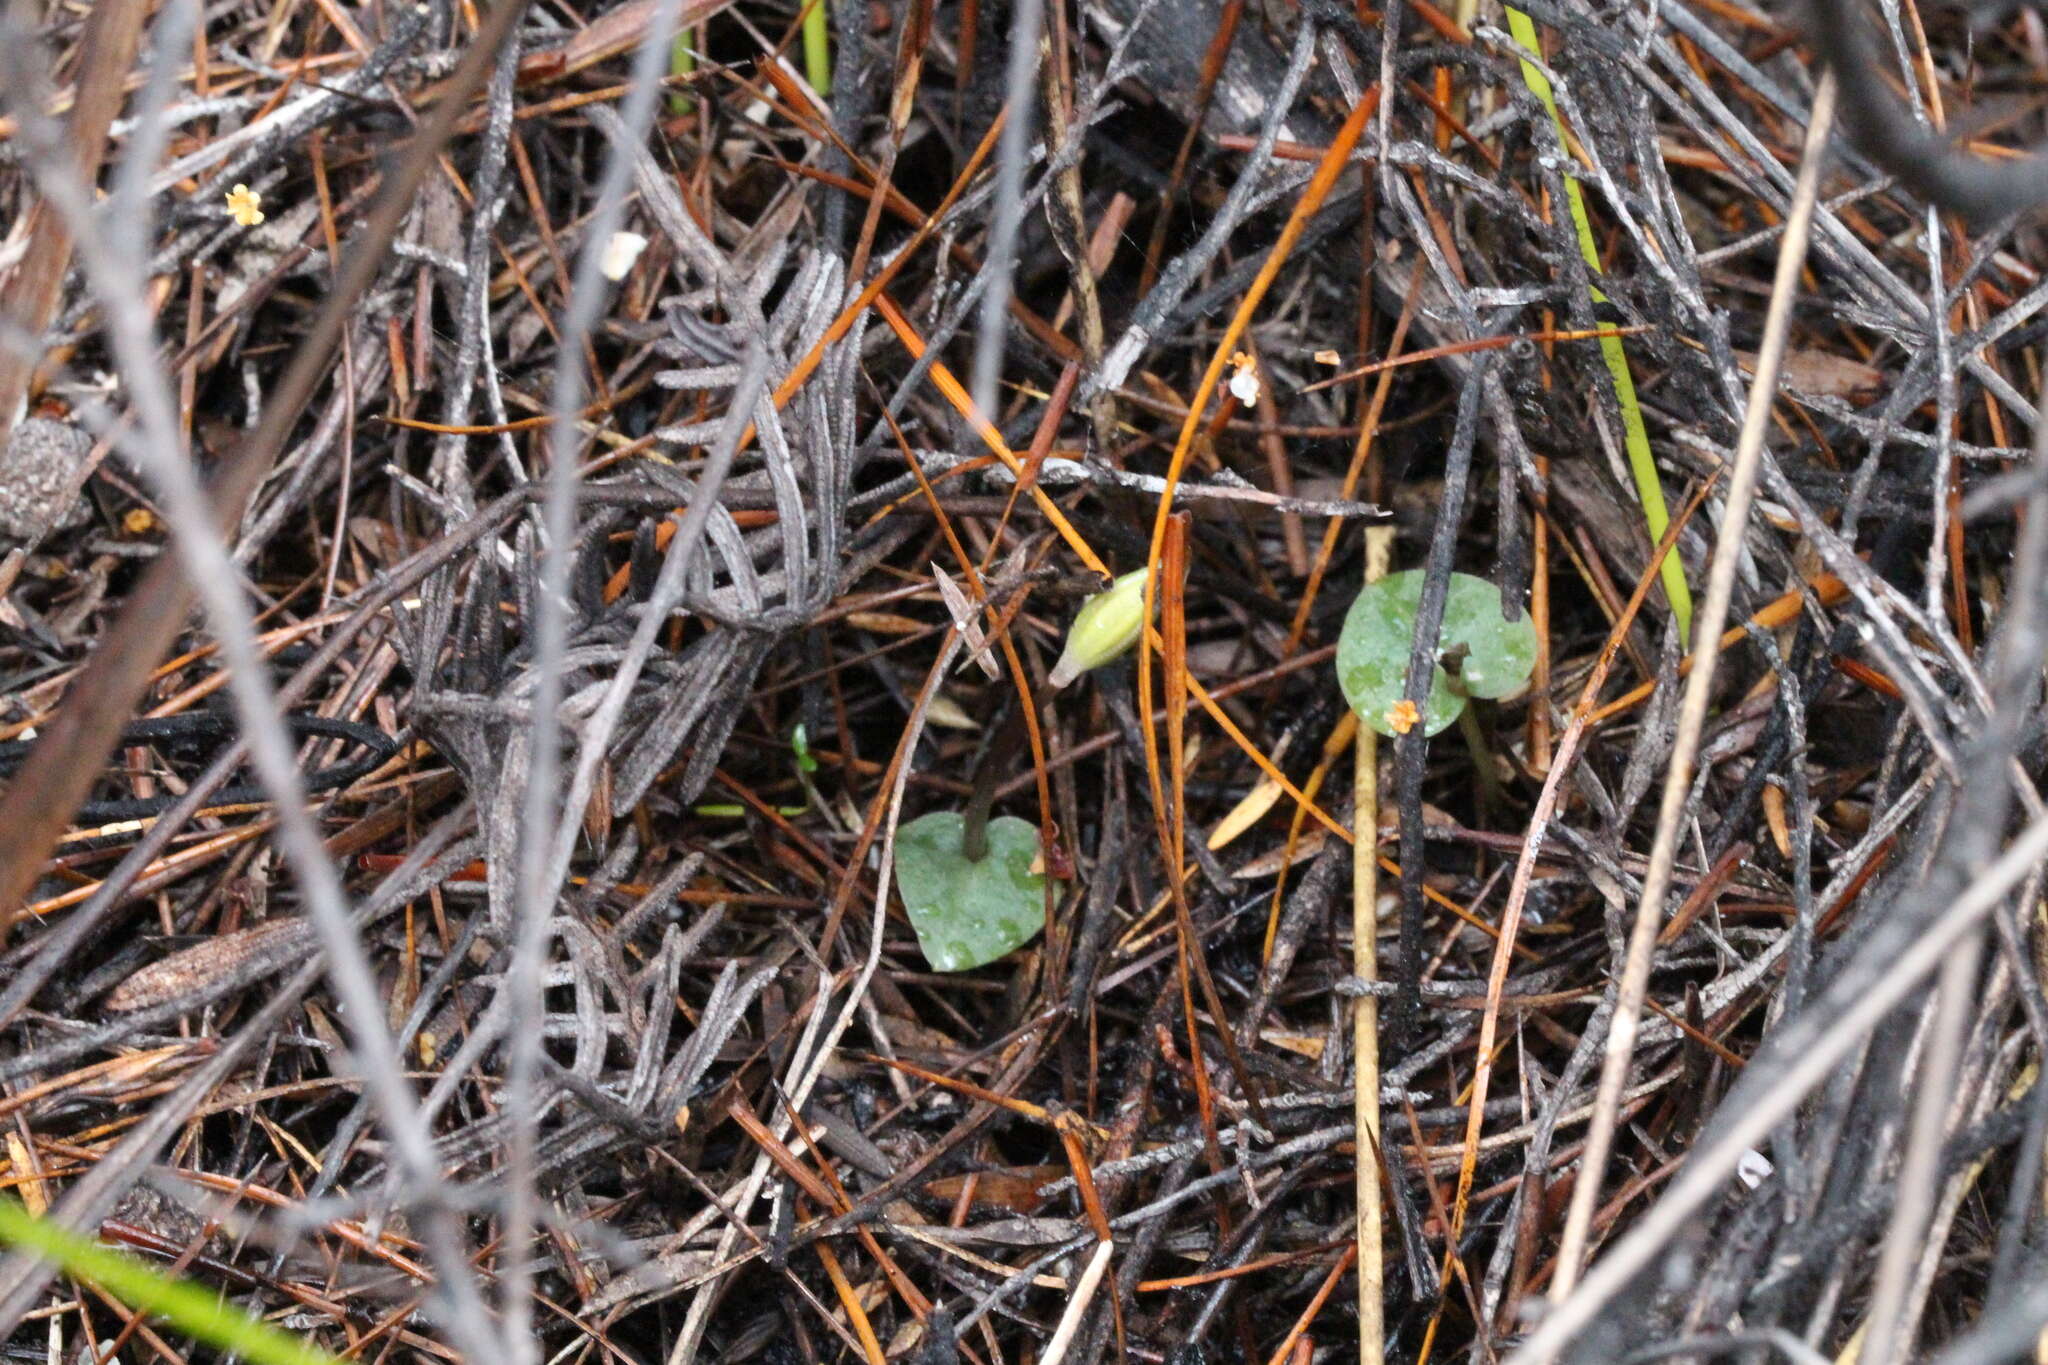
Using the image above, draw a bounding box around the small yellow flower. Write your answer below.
[225,184,264,227]
[1384,699,1421,735]
[122,508,157,536]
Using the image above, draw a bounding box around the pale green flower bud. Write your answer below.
[1049,568,1151,688]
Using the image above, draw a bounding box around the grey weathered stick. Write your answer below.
[968,0,1046,424]
[1509,798,2048,1361]
[0,0,147,449]
[3,13,508,1355]
[1547,70,1838,1300]
[504,4,695,1358]
[0,0,531,933]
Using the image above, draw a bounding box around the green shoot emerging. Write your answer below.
[667,27,697,118]
[801,0,831,96]
[1505,7,1693,640]
[0,1200,343,1365]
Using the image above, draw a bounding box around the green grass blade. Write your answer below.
[1505,6,1693,640]
[800,0,831,96]
[668,26,697,118]
[0,1199,342,1365]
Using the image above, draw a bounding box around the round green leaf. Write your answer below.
[894,811,1052,972]
[1335,570,1538,738]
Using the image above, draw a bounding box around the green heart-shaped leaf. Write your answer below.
[895,811,1050,972]
[1336,570,1538,738]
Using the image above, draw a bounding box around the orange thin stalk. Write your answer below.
[872,294,1110,579]
[815,1242,888,1365]
[1295,324,1646,395]
[1139,78,1382,732]
[1135,1240,1350,1291]
[1141,94,1385,1147]
[769,111,1008,417]
[1585,573,1849,725]
[1259,1243,1359,1365]
[865,1055,1072,1127]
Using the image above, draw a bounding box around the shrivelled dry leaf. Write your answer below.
[933,563,1001,679]
[924,693,979,729]
[1736,347,1883,400]
[845,610,927,634]
[105,918,316,1012]
[1231,829,1330,878]
[1207,733,1293,850]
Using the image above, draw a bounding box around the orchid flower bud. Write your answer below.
[1048,568,1151,689]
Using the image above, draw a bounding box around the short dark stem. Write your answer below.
[1455,695,1506,814]
[1443,657,1505,816]
[961,706,1030,862]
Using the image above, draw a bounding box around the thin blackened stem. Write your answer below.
[962,705,1031,862]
